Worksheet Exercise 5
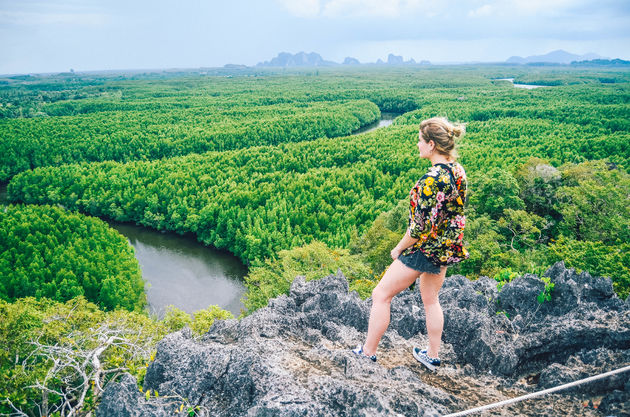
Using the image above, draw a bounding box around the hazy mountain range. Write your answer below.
[252,50,611,68]
[507,50,606,64]
[256,52,428,67]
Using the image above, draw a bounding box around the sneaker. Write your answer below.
[413,347,441,371]
[352,344,377,362]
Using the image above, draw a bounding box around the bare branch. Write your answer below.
[3,397,29,417]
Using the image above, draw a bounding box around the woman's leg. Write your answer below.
[420,266,447,358]
[362,260,421,356]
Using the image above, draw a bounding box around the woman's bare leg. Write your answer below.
[362,260,421,356]
[420,266,447,358]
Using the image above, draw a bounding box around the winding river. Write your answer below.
[352,112,397,134]
[106,221,248,318]
[1,112,397,318]
[494,78,546,89]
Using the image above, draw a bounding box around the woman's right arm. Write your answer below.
[391,231,419,260]
[390,176,433,259]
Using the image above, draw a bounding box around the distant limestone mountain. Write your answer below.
[375,54,418,65]
[342,57,360,65]
[506,50,606,64]
[257,52,337,67]
[387,54,404,65]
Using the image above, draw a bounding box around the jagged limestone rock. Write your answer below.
[98,263,630,416]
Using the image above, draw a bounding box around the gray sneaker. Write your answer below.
[352,344,377,362]
[413,347,441,371]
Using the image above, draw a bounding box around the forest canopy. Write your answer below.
[2,65,629,416]
[0,204,145,311]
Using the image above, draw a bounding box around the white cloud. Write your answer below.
[0,10,109,26]
[322,0,400,18]
[466,0,584,17]
[510,0,577,15]
[276,0,321,18]
[277,0,434,19]
[468,4,493,18]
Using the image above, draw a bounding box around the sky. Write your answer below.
[1,0,629,75]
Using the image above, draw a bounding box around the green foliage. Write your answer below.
[0,297,161,416]
[161,305,193,332]
[0,99,380,181]
[493,268,519,291]
[0,297,233,416]
[0,204,145,311]
[2,66,630,413]
[191,306,234,336]
[161,305,234,336]
[496,310,510,319]
[555,160,630,245]
[547,237,630,299]
[348,208,404,278]
[451,213,502,277]
[242,241,372,314]
[537,277,555,303]
[8,126,419,265]
[498,209,547,251]
[469,168,525,220]
[4,66,630,303]
[514,157,562,219]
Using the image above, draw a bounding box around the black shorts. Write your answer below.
[398,250,441,274]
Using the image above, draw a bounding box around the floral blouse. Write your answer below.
[401,162,469,266]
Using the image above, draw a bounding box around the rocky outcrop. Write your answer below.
[98,262,630,416]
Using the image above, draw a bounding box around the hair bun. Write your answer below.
[451,125,464,139]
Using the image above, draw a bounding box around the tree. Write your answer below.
[498,209,548,251]
[555,160,630,244]
[514,157,562,219]
[468,168,525,220]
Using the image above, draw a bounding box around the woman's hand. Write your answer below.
[390,246,403,260]
[391,231,418,260]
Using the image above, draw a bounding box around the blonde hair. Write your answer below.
[419,117,465,160]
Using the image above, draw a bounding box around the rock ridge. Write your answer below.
[98,262,630,416]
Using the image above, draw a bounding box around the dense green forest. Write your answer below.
[0,99,379,181]
[1,65,629,415]
[0,204,145,311]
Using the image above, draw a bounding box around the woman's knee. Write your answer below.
[371,285,392,304]
[421,291,440,306]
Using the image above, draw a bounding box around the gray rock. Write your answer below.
[97,374,172,417]
[539,348,629,394]
[98,263,630,416]
[599,389,630,416]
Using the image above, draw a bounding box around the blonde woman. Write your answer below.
[353,117,468,371]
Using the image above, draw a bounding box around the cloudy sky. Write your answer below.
[1,0,629,74]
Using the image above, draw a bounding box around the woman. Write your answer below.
[353,116,468,371]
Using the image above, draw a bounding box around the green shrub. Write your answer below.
[0,297,234,416]
[0,297,160,416]
[242,241,372,314]
[493,268,519,291]
[547,237,629,299]
[191,306,234,335]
